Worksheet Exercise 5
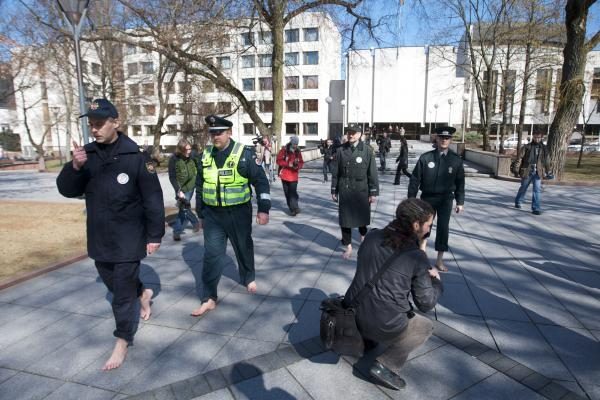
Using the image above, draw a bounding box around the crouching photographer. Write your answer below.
[342,198,443,390]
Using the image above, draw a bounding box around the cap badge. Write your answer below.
[90,102,99,110]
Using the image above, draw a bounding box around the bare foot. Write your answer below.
[102,338,128,371]
[342,244,352,260]
[140,288,153,321]
[191,299,216,317]
[247,281,257,294]
[434,263,449,273]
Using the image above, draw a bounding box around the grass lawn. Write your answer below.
[0,201,179,283]
[564,154,600,182]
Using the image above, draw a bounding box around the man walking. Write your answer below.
[393,129,411,185]
[319,139,335,182]
[408,126,464,272]
[56,98,165,371]
[191,115,271,317]
[332,123,379,259]
[514,131,552,215]
[376,130,391,172]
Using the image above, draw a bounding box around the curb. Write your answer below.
[495,175,600,186]
[0,253,88,291]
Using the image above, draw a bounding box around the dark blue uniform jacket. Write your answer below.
[56,133,165,262]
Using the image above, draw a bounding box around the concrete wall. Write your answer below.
[464,148,512,177]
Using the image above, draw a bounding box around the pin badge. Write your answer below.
[117,173,129,184]
[448,167,453,173]
[428,162,435,168]
[356,157,363,163]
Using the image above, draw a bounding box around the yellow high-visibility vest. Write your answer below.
[201,142,251,206]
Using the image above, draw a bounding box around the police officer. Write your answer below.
[408,126,465,272]
[56,98,165,371]
[332,123,379,259]
[191,115,271,317]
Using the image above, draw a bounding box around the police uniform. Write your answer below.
[331,124,379,245]
[196,115,271,302]
[408,126,465,252]
[56,99,165,344]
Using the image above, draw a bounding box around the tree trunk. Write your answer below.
[577,131,585,168]
[547,0,591,180]
[517,42,532,155]
[270,7,285,148]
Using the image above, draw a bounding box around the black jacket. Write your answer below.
[56,133,165,262]
[396,138,409,168]
[196,139,271,217]
[408,149,465,205]
[344,229,442,342]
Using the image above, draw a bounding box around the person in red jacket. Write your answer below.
[277,136,304,216]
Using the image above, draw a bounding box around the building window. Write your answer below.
[303,99,318,112]
[241,55,255,68]
[217,34,230,48]
[165,62,177,73]
[535,69,552,114]
[303,51,319,65]
[131,125,142,136]
[304,28,319,42]
[285,52,299,66]
[285,76,299,90]
[303,75,318,89]
[259,100,273,113]
[91,63,101,76]
[591,68,600,98]
[259,77,273,91]
[286,123,299,135]
[218,56,231,69]
[141,62,154,74]
[130,105,141,117]
[499,70,516,113]
[201,80,214,93]
[259,54,272,68]
[167,103,177,115]
[242,78,255,91]
[285,99,299,112]
[128,84,139,97]
[166,124,178,135]
[127,63,138,76]
[144,105,156,116]
[241,32,254,46]
[243,123,255,135]
[199,102,215,115]
[216,102,232,114]
[304,122,318,135]
[142,83,154,96]
[179,81,191,93]
[259,31,272,45]
[285,29,299,43]
[125,43,136,55]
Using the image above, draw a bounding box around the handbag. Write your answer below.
[319,249,406,357]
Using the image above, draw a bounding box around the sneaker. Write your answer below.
[173,232,181,241]
[514,203,521,209]
[532,210,542,215]
[369,361,406,390]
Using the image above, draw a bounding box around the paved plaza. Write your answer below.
[0,151,599,400]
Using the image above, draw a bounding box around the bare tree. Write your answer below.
[546,0,600,179]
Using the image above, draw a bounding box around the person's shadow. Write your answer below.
[230,362,296,399]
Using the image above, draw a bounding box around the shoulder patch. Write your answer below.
[145,162,156,174]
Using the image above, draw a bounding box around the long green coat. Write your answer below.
[331,141,379,228]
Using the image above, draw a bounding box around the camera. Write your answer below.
[252,133,265,147]
[177,197,191,209]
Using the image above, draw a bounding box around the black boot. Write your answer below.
[369,361,406,390]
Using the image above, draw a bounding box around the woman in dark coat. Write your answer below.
[394,132,411,185]
[331,123,379,259]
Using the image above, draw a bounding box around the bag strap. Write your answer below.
[348,247,411,309]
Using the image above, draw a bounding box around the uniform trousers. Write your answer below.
[341,226,368,246]
[95,261,144,344]
[421,193,454,252]
[201,202,254,302]
[281,180,300,213]
[377,314,433,372]
[393,165,411,184]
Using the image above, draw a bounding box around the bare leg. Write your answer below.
[434,251,448,272]
[102,338,128,371]
[247,281,257,294]
[342,244,352,260]
[191,298,217,317]
[140,288,153,321]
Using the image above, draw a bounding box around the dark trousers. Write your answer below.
[421,194,454,252]
[394,165,411,184]
[377,314,433,372]
[341,226,368,246]
[201,202,254,302]
[282,180,299,213]
[323,161,332,181]
[379,152,387,171]
[95,261,143,344]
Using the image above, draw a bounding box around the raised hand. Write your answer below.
[72,141,87,171]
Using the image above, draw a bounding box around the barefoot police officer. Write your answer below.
[56,98,165,371]
[191,115,271,317]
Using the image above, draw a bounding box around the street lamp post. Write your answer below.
[340,99,346,128]
[50,107,63,165]
[370,47,375,136]
[57,0,90,145]
[462,93,469,143]
[325,96,333,139]
[434,103,439,129]
[448,98,453,126]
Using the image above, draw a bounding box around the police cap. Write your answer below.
[205,115,233,133]
[435,126,456,137]
[345,123,362,134]
[80,98,119,119]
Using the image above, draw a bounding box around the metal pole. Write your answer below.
[74,30,90,144]
[370,48,375,135]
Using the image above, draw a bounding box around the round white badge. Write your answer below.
[117,173,129,184]
[356,157,363,163]
[427,161,435,169]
